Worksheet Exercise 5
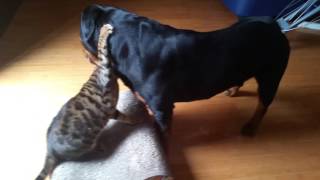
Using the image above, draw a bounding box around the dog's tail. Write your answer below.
[35,154,60,180]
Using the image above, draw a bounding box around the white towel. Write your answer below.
[52,91,171,180]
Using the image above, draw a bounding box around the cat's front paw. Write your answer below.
[127,117,144,125]
[117,112,143,125]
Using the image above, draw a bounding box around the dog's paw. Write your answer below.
[241,123,258,137]
[158,122,169,133]
[225,86,240,97]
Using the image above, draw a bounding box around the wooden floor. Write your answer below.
[0,0,320,179]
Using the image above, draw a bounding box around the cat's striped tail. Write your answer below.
[35,155,60,180]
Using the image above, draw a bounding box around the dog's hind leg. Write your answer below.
[241,63,287,136]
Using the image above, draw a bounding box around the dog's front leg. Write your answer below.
[148,96,174,133]
[151,99,173,150]
[134,89,174,133]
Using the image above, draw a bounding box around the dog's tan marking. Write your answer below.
[134,91,154,116]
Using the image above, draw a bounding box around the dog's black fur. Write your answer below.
[80,4,290,134]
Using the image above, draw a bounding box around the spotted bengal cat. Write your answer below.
[36,24,134,180]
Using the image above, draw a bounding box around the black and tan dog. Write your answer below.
[80,4,290,136]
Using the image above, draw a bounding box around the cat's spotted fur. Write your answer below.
[36,24,132,180]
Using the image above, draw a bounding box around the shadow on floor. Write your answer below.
[171,87,320,145]
[0,0,23,37]
[0,0,89,71]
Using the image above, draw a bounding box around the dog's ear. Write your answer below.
[80,4,101,55]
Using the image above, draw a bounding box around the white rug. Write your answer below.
[51,91,171,180]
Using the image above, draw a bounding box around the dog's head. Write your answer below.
[80,4,114,62]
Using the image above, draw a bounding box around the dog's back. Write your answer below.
[157,20,289,101]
